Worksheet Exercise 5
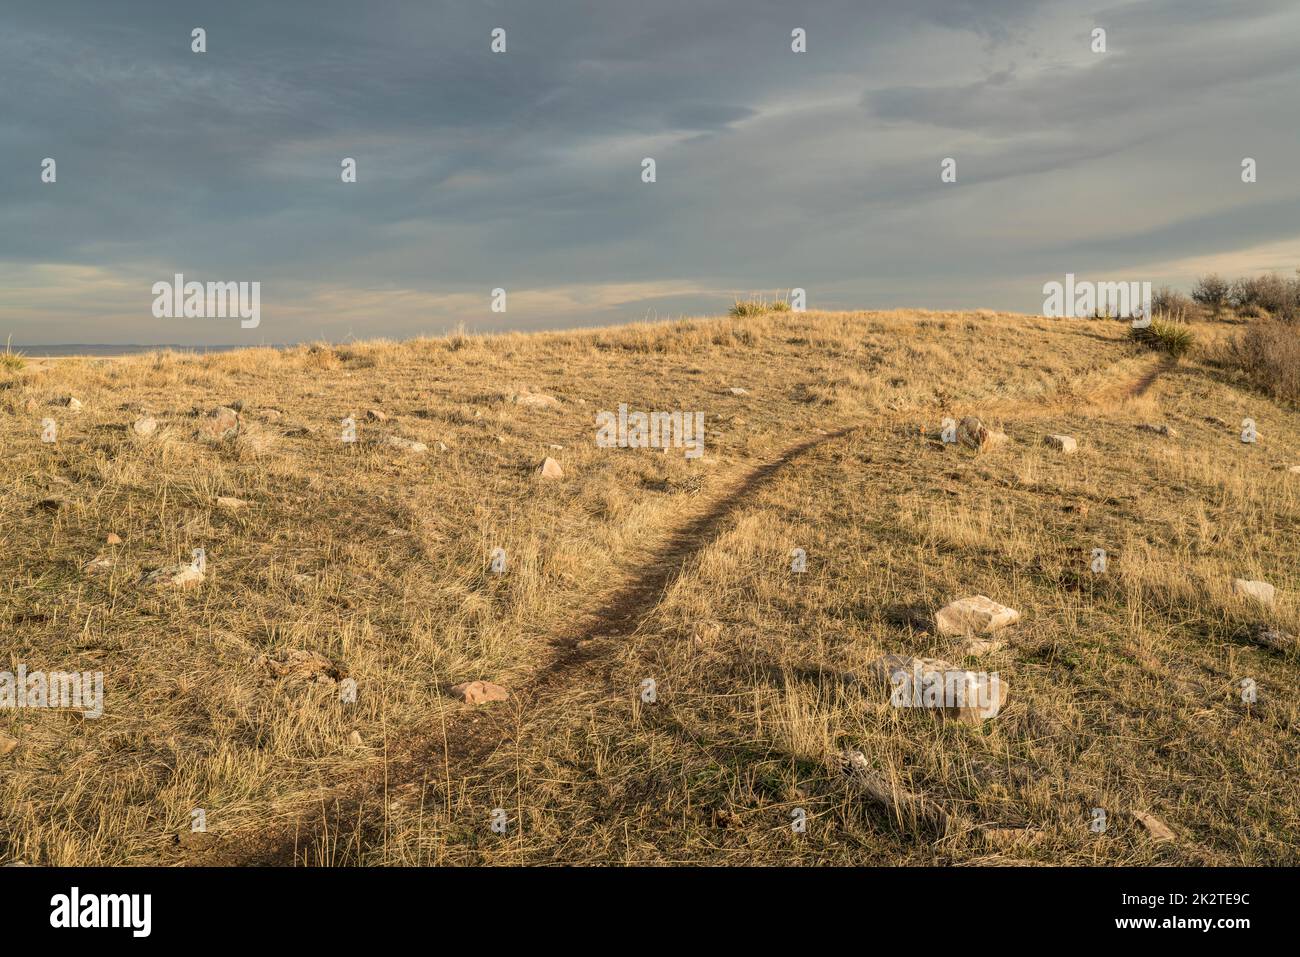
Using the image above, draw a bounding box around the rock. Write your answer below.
[106,533,122,545]
[728,387,749,396]
[867,654,1008,724]
[83,556,116,573]
[537,456,564,479]
[197,406,239,440]
[1232,579,1275,606]
[54,395,82,412]
[957,636,1005,657]
[935,595,1021,636]
[1289,465,1300,475]
[1131,810,1175,843]
[385,436,427,454]
[512,391,560,409]
[347,730,363,746]
[144,564,205,588]
[364,409,387,422]
[1138,423,1176,438]
[214,496,247,510]
[450,680,509,704]
[0,733,17,757]
[1246,624,1293,652]
[132,416,158,437]
[957,416,1006,451]
[259,649,346,684]
[1043,434,1077,454]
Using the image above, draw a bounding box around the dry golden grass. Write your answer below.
[1,309,1296,866]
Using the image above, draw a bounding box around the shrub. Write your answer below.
[1152,286,1201,321]
[1218,320,1300,404]
[1230,273,1298,322]
[729,295,789,317]
[1191,274,1231,313]
[0,339,23,372]
[1130,318,1194,359]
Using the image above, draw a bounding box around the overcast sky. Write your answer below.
[4,0,1299,344]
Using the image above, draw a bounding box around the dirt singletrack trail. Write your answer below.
[193,350,1172,866]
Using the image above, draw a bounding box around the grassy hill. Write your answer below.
[2,309,1296,865]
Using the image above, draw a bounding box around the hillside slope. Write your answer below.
[1,310,1296,865]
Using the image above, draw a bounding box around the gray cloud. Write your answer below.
[2,0,1298,343]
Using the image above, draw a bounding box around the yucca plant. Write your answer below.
[1130,318,1193,359]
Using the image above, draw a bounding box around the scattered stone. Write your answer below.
[0,733,17,757]
[728,387,749,396]
[957,416,1007,451]
[1138,423,1176,438]
[935,595,1021,636]
[1043,434,1077,454]
[197,406,239,440]
[385,436,427,454]
[537,456,564,479]
[512,390,560,409]
[549,444,564,450]
[866,654,1008,724]
[1289,465,1300,475]
[1246,624,1294,652]
[1232,579,1275,606]
[83,556,117,573]
[54,395,83,412]
[144,564,205,588]
[837,750,949,833]
[957,636,1005,657]
[1131,810,1175,843]
[132,416,158,437]
[259,649,346,684]
[106,533,122,545]
[347,730,364,746]
[364,409,387,422]
[449,680,509,704]
[215,496,247,510]
[438,441,449,452]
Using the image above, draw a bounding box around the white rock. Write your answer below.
[145,564,205,588]
[513,391,560,409]
[215,496,247,510]
[866,654,1008,724]
[935,595,1021,636]
[132,416,158,436]
[957,636,1005,657]
[385,436,427,454]
[728,387,749,396]
[1043,434,1077,454]
[1232,579,1275,606]
[537,456,564,479]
